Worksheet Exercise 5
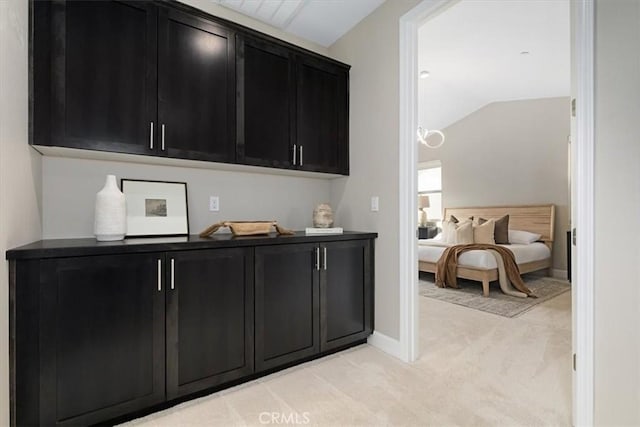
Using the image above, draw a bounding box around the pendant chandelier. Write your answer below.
[416,127,445,148]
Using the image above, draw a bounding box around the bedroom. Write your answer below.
[416,0,570,282]
[414,1,572,423]
[1,0,640,425]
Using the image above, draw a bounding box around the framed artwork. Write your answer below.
[121,179,189,237]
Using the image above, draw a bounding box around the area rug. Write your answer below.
[419,273,571,318]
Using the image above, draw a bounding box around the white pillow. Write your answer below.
[441,220,457,244]
[509,229,542,244]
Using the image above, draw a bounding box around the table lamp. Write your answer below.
[418,195,430,227]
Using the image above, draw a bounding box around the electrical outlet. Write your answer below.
[371,196,379,212]
[209,196,219,212]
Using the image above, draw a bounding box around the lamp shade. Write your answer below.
[418,195,430,209]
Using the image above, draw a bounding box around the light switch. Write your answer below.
[371,196,379,212]
[209,196,219,212]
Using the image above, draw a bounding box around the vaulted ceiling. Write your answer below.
[418,0,570,130]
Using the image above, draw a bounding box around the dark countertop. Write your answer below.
[6,231,378,260]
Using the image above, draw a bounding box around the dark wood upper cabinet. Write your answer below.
[34,0,157,155]
[236,36,295,168]
[38,253,165,426]
[158,8,235,162]
[165,248,253,399]
[296,56,349,175]
[31,0,350,175]
[237,40,350,174]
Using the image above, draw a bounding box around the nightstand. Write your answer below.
[418,226,438,239]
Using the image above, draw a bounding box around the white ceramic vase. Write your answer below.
[94,175,126,241]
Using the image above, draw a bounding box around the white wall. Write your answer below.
[328,0,421,340]
[594,0,640,424]
[420,97,570,272]
[42,157,330,238]
[0,0,43,424]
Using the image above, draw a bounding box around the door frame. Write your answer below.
[397,1,594,425]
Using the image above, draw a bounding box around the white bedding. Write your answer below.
[418,240,550,270]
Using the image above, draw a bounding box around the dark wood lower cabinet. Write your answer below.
[8,234,374,426]
[255,244,320,371]
[320,240,373,351]
[166,248,253,399]
[255,240,374,369]
[38,253,166,426]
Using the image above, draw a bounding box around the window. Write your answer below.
[418,162,442,223]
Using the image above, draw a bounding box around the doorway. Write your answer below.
[397,0,594,424]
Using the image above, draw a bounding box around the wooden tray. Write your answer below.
[199,221,294,237]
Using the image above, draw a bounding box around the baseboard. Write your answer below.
[367,331,403,360]
[552,269,568,280]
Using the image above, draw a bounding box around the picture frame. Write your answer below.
[121,179,189,237]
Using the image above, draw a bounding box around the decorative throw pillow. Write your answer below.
[442,220,456,243]
[473,218,495,244]
[450,214,473,224]
[441,220,457,244]
[442,219,472,244]
[454,221,474,244]
[478,215,510,244]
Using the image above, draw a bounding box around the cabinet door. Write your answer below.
[296,56,349,175]
[166,248,253,399]
[39,253,165,426]
[158,8,235,162]
[255,244,319,371]
[38,1,157,155]
[320,240,373,352]
[237,36,295,168]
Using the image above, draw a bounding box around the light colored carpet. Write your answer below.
[419,272,571,318]
[122,292,572,426]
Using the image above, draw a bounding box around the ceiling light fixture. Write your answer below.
[520,51,530,55]
[417,127,445,149]
[419,70,430,79]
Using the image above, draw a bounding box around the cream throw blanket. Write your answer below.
[486,249,529,298]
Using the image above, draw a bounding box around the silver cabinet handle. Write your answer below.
[299,145,303,166]
[157,259,162,291]
[170,258,175,290]
[293,144,297,165]
[161,124,166,151]
[323,247,327,270]
[315,247,320,270]
[150,122,154,150]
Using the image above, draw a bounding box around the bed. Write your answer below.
[418,204,555,296]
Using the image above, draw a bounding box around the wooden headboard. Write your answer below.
[443,204,555,243]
